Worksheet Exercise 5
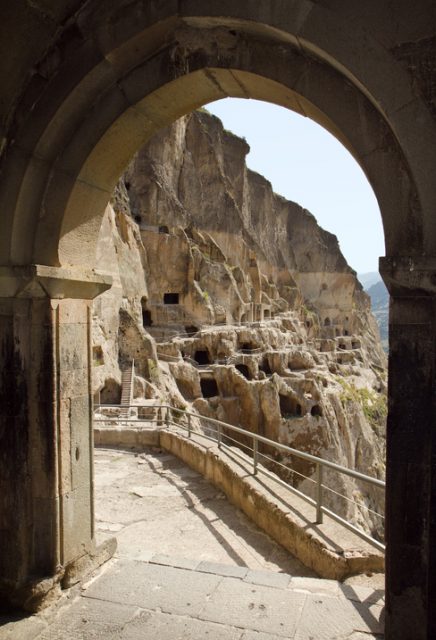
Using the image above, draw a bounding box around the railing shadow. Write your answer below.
[143,449,316,577]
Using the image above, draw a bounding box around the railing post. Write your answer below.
[187,413,191,438]
[217,423,222,449]
[166,406,170,429]
[316,463,323,524]
[253,438,258,475]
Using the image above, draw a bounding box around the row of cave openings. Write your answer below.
[323,316,353,337]
[176,372,322,420]
[180,377,322,419]
[141,300,273,328]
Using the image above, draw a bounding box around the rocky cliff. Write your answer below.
[93,110,387,539]
[366,280,389,352]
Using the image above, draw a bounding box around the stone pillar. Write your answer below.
[380,257,436,640]
[0,265,113,611]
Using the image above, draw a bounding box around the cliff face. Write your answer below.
[93,110,387,538]
[125,111,383,366]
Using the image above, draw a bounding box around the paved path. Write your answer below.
[0,448,384,639]
[94,447,316,574]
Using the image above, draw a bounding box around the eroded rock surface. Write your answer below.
[93,111,387,539]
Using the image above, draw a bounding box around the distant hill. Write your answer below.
[359,274,389,351]
[358,271,381,290]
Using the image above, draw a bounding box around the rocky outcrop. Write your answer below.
[92,110,387,539]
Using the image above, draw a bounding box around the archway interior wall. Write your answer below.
[0,17,430,267]
[11,29,419,270]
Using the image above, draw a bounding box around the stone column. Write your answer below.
[380,257,436,640]
[0,265,113,611]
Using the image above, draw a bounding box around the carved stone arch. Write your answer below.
[1,3,436,637]
[1,3,435,268]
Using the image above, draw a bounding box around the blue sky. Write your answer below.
[206,98,384,275]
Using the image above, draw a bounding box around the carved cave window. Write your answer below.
[163,293,179,304]
[200,378,219,398]
[194,350,211,365]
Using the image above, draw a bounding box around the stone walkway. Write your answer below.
[94,447,316,574]
[0,448,384,639]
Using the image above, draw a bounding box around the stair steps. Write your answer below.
[120,360,134,417]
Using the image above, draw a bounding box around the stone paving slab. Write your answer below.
[150,553,200,571]
[198,574,307,637]
[197,560,249,578]
[1,556,384,640]
[0,615,46,640]
[289,576,340,597]
[34,598,139,640]
[294,591,384,640]
[240,633,291,640]
[243,569,292,589]
[84,559,223,618]
[106,609,243,640]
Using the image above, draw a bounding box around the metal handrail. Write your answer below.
[94,402,385,552]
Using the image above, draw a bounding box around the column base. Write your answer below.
[0,538,117,613]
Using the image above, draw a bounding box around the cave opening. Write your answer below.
[92,345,104,365]
[311,405,323,417]
[235,364,251,380]
[324,317,331,326]
[142,309,152,327]
[200,378,219,398]
[240,342,256,352]
[259,359,272,375]
[279,394,302,418]
[100,379,121,404]
[194,349,211,365]
[185,325,199,335]
[163,292,179,304]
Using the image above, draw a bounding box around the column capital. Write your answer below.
[379,256,436,296]
[0,265,112,299]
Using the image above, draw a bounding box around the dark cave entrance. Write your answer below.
[311,405,323,417]
[235,364,251,380]
[194,350,211,365]
[185,325,199,335]
[279,394,302,418]
[200,378,219,398]
[164,292,179,304]
[142,309,152,327]
[259,359,272,375]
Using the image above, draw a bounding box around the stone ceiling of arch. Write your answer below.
[0,1,436,267]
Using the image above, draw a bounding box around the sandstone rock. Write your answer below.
[92,109,387,539]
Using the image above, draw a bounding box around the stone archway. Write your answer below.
[1,3,436,638]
